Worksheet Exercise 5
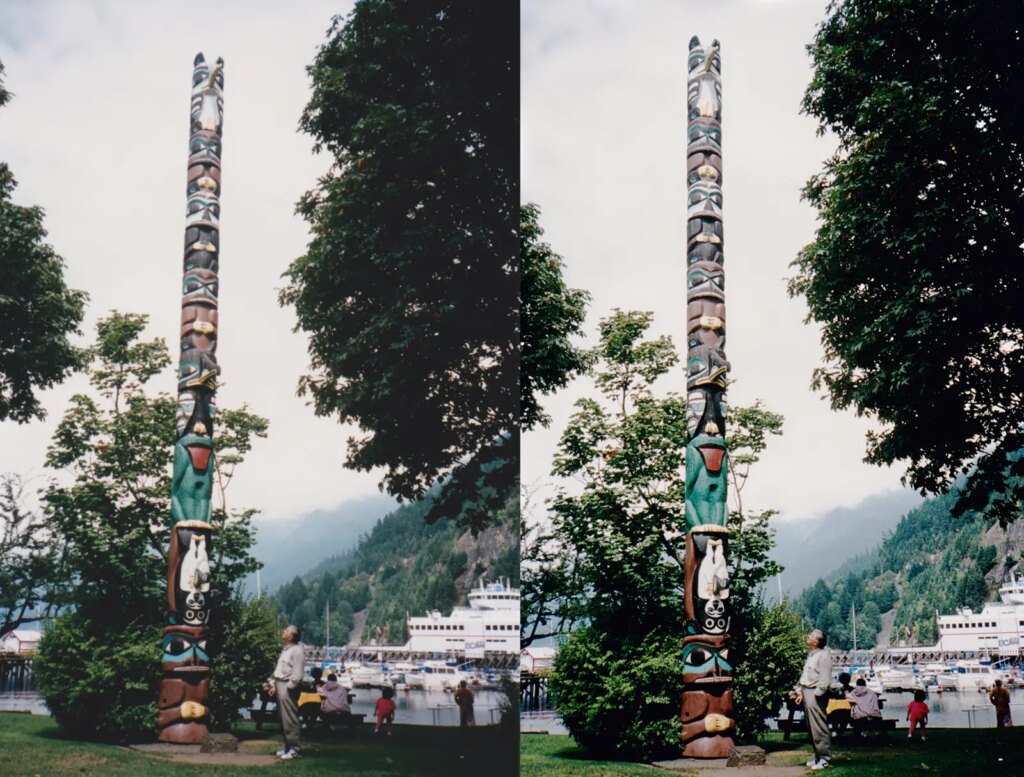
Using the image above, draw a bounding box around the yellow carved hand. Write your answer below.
[181,701,206,719]
[704,713,732,733]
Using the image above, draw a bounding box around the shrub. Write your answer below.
[550,601,807,760]
[35,613,161,742]
[36,594,282,741]
[731,601,807,739]
[550,628,682,761]
[207,594,283,729]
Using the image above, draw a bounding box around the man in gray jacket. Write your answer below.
[268,624,306,760]
[794,629,832,770]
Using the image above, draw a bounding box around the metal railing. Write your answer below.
[965,703,1024,729]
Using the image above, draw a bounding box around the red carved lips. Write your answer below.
[697,444,725,474]
[187,445,211,472]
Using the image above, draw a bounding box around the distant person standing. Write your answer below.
[454,679,476,727]
[375,686,397,735]
[990,679,1013,728]
[907,689,929,741]
[795,629,832,771]
[267,625,305,760]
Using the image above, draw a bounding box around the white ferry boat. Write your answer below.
[936,575,1024,656]
[406,579,519,656]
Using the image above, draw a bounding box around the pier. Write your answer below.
[832,647,1021,666]
[520,672,551,712]
[303,645,519,669]
[0,653,33,687]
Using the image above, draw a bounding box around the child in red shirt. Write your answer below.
[907,689,929,741]
[375,687,397,735]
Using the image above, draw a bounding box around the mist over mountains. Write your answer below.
[769,488,922,599]
[247,494,397,593]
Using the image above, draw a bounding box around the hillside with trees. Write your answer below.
[796,491,1024,650]
[271,486,517,647]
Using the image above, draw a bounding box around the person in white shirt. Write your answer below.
[794,629,833,771]
[267,624,305,760]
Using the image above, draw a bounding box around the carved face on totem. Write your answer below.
[688,118,721,155]
[187,164,220,199]
[687,215,724,265]
[687,151,722,187]
[686,389,727,439]
[161,625,210,671]
[185,191,220,229]
[176,390,216,438]
[686,299,726,350]
[182,268,219,306]
[687,261,725,301]
[687,180,723,219]
[183,226,219,273]
[188,131,222,167]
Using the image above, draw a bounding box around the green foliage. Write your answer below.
[550,628,682,761]
[520,203,590,431]
[206,596,282,729]
[789,0,1024,523]
[551,604,805,760]
[35,614,161,742]
[34,313,268,740]
[280,1,517,506]
[0,60,88,424]
[731,602,807,740]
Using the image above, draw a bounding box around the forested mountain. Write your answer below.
[270,489,518,647]
[249,494,396,593]
[796,491,1024,650]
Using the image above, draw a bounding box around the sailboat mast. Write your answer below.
[852,603,857,652]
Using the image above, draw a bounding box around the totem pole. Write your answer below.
[158,52,224,744]
[680,36,735,759]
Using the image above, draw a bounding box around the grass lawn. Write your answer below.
[522,729,1024,776]
[0,713,518,776]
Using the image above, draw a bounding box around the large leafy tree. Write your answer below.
[34,312,275,740]
[530,311,803,755]
[520,203,590,431]
[790,0,1024,522]
[0,60,88,422]
[280,1,517,506]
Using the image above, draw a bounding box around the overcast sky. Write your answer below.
[0,1,913,529]
[0,0,386,521]
[521,0,912,524]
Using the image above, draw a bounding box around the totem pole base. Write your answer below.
[681,736,735,759]
[158,721,209,744]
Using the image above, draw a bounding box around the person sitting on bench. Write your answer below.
[846,678,882,730]
[319,673,351,726]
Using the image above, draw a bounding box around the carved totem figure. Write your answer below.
[681,35,735,758]
[159,52,223,744]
